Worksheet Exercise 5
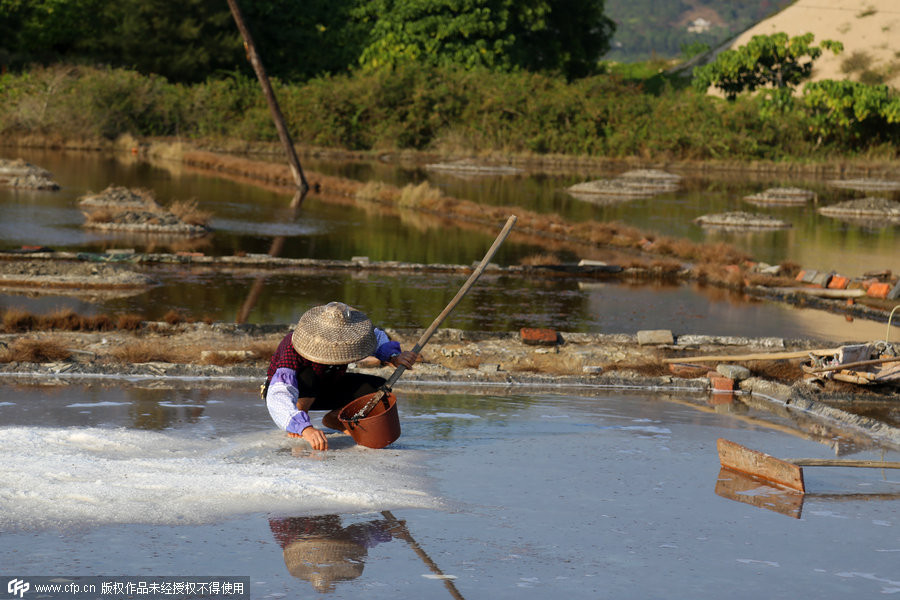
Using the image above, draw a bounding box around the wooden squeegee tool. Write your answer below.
[350,215,518,421]
[717,438,900,494]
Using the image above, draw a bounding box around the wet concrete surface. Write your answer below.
[1,383,898,598]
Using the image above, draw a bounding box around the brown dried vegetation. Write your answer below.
[168,199,212,226]
[108,340,191,364]
[0,338,72,363]
[2,308,144,333]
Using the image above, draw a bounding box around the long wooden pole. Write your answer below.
[663,348,841,364]
[351,215,517,420]
[790,458,900,468]
[226,0,308,207]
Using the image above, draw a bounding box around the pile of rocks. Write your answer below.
[818,197,900,226]
[694,211,791,230]
[78,185,159,210]
[744,187,816,206]
[827,178,900,192]
[0,159,60,190]
[79,186,212,236]
[566,169,681,204]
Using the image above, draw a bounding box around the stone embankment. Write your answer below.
[1,322,898,450]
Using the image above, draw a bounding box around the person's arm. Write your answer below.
[265,368,311,435]
[373,327,417,368]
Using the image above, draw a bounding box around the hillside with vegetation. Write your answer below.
[0,0,897,164]
[604,0,794,62]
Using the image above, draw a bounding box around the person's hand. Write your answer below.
[301,426,329,450]
[390,351,418,369]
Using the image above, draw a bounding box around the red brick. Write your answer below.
[861,278,880,290]
[520,328,558,346]
[710,376,735,392]
[828,275,850,289]
[867,283,891,298]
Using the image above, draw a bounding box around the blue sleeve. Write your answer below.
[373,327,402,362]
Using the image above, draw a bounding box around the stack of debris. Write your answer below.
[802,342,900,386]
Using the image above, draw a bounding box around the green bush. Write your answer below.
[0,62,895,160]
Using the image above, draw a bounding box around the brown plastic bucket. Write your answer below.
[338,391,401,449]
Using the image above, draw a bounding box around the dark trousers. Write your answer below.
[297,369,386,412]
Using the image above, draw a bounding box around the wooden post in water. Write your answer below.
[226,0,308,208]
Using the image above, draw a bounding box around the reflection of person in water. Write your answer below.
[269,514,396,593]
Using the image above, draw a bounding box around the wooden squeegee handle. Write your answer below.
[352,215,517,420]
[790,459,900,468]
[384,214,517,390]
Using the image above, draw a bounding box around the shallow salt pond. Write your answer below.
[1,382,898,599]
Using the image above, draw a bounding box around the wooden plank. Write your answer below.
[663,348,841,364]
[717,438,806,493]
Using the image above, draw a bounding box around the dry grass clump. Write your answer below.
[519,253,564,266]
[162,310,189,325]
[354,181,394,204]
[246,339,278,360]
[108,340,189,364]
[82,207,115,224]
[168,199,212,226]
[397,181,446,210]
[2,307,35,332]
[0,338,72,363]
[2,308,145,332]
[778,261,802,279]
[117,313,145,330]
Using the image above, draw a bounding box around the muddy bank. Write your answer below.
[1,321,898,448]
[0,258,155,290]
[4,133,900,179]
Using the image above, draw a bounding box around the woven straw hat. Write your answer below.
[291,302,376,365]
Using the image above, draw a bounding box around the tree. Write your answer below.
[802,79,900,145]
[0,0,107,65]
[355,0,614,79]
[89,0,242,83]
[692,32,842,100]
[0,0,366,83]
